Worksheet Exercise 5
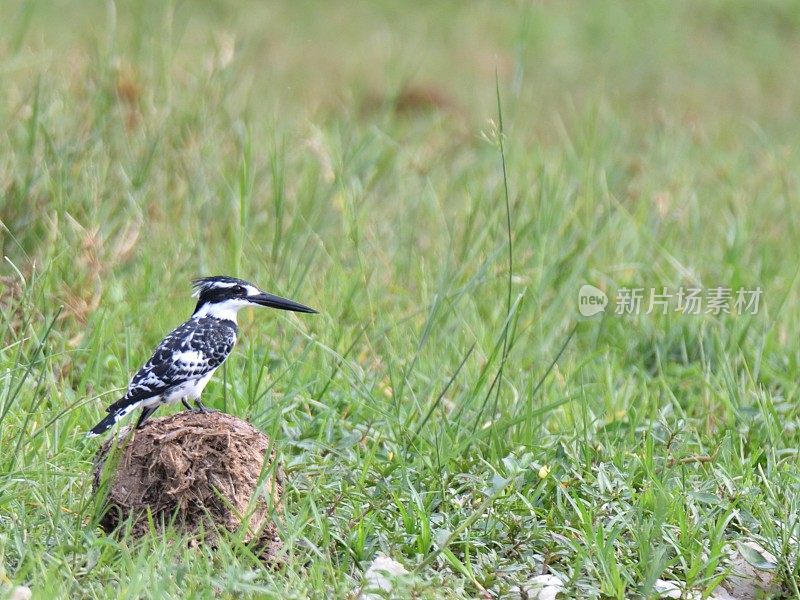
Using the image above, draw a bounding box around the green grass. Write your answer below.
[2,1,800,597]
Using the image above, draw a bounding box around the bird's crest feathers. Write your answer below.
[191,276,249,298]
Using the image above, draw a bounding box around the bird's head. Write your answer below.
[191,276,317,322]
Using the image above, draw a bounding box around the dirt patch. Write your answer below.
[92,411,282,561]
[361,82,461,117]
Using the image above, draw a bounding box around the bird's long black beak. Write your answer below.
[250,292,317,314]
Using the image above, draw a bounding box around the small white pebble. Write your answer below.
[653,580,680,599]
[653,580,701,599]
[359,554,408,600]
[523,574,564,600]
[11,586,32,600]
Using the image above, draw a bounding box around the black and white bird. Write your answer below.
[87,276,316,437]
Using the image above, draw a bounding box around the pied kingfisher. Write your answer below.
[87,276,316,437]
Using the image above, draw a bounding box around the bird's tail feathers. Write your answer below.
[87,401,139,437]
[105,395,133,414]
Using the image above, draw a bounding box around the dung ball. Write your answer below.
[92,411,282,560]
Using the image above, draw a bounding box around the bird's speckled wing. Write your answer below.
[106,317,237,412]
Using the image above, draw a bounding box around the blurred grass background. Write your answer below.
[2,1,800,597]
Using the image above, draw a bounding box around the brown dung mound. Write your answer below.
[92,411,282,560]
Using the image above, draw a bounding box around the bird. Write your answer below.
[87,276,316,437]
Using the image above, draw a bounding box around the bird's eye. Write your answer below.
[233,285,245,295]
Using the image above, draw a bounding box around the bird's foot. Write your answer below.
[194,401,218,414]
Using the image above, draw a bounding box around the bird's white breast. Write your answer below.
[161,370,217,403]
